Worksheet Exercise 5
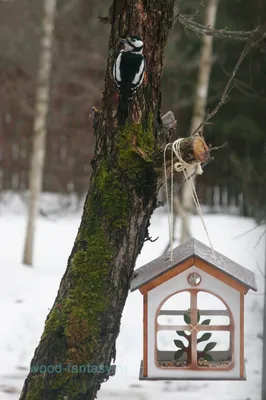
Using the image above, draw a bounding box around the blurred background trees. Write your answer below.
[23,0,57,266]
[0,0,265,221]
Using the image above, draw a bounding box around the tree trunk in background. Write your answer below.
[23,0,57,266]
[19,1,175,399]
[180,0,219,243]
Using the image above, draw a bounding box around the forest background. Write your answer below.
[0,0,265,221]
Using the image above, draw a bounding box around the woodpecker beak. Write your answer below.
[118,37,127,44]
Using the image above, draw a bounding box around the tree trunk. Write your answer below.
[19,1,176,399]
[23,0,57,266]
[180,0,219,243]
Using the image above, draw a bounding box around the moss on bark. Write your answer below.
[20,1,175,399]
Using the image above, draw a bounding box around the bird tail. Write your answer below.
[117,93,129,126]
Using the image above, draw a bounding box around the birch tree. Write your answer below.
[180,0,219,243]
[23,0,57,266]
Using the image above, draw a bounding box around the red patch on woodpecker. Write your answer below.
[143,71,148,86]
[112,91,119,104]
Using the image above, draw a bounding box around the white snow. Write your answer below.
[0,194,264,400]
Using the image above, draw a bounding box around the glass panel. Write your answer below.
[156,331,190,367]
[198,314,230,326]
[157,331,188,351]
[197,330,232,368]
[197,292,226,310]
[156,290,233,370]
[161,291,190,310]
[158,314,189,326]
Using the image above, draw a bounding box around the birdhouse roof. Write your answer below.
[130,238,257,292]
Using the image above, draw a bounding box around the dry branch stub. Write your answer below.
[165,134,210,170]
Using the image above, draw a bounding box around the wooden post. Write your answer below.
[240,293,245,378]
[261,234,266,398]
[143,293,148,377]
[190,291,198,367]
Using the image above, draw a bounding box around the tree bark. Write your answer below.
[19,1,176,399]
[180,0,219,243]
[23,0,57,266]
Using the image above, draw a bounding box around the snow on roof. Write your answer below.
[130,238,257,292]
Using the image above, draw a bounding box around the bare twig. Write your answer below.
[98,16,110,24]
[221,66,266,102]
[144,235,159,243]
[176,12,262,41]
[232,222,264,240]
[188,2,205,21]
[256,260,265,278]
[189,35,263,137]
[209,141,228,152]
[255,228,266,249]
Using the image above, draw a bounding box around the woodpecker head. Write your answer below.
[118,35,144,53]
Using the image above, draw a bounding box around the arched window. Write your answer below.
[156,289,234,370]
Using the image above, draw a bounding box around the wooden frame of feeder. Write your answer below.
[155,290,235,372]
[131,238,256,381]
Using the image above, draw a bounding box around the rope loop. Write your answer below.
[164,138,214,261]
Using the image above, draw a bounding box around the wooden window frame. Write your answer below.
[155,289,235,371]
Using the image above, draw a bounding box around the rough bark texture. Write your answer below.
[19,1,175,399]
[180,0,219,243]
[23,0,57,266]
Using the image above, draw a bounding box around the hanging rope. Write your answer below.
[164,143,174,261]
[164,138,214,261]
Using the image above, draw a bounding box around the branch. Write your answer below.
[232,221,264,240]
[161,111,177,135]
[209,141,228,152]
[160,111,177,143]
[221,66,266,102]
[189,35,264,137]
[144,235,159,243]
[176,12,263,41]
[160,133,210,166]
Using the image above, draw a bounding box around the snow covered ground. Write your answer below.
[0,194,264,400]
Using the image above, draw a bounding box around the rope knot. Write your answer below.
[173,138,203,175]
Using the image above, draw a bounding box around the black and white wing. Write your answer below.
[113,51,145,99]
[113,50,124,91]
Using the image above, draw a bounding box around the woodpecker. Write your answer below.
[113,35,145,125]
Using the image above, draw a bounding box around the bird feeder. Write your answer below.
[130,238,257,380]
